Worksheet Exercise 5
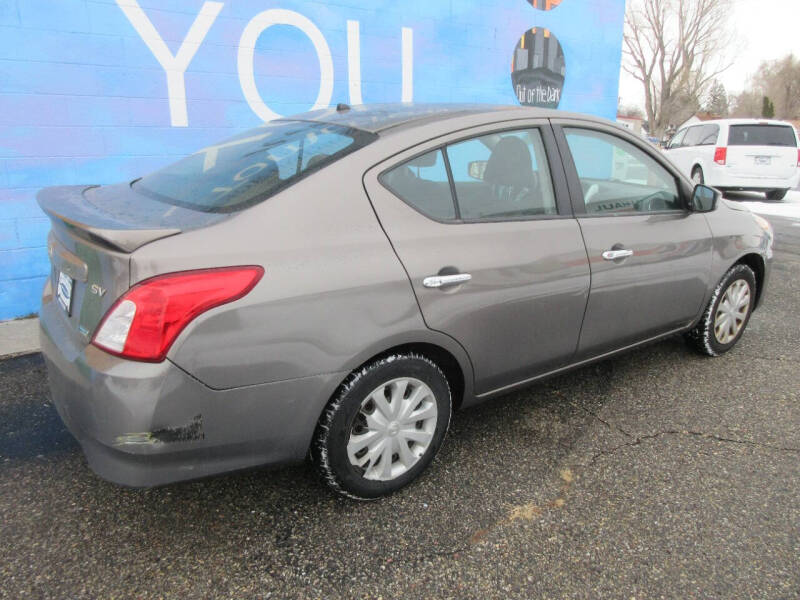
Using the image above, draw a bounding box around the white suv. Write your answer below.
[665,119,800,200]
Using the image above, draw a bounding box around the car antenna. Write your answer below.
[336,103,351,112]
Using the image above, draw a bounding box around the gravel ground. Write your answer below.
[1,216,798,600]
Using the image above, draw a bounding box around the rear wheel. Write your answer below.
[312,354,451,500]
[691,166,704,185]
[766,188,788,201]
[685,264,756,356]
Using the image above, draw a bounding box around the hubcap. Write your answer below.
[714,279,751,344]
[347,377,437,481]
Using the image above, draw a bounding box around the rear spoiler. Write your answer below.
[37,185,181,253]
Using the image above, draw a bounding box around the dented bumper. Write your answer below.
[39,296,345,487]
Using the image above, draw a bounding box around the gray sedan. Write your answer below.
[38,104,774,499]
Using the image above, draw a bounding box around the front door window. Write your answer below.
[564,128,682,214]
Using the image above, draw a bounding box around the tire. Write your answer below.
[685,264,756,356]
[766,188,788,201]
[691,166,704,185]
[312,353,452,500]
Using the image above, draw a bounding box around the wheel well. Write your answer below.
[692,164,703,174]
[362,343,466,410]
[736,253,765,308]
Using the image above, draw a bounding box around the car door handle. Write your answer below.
[601,249,634,261]
[423,273,472,288]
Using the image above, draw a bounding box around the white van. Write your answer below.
[664,119,799,200]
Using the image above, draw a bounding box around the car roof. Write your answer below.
[684,118,796,127]
[286,103,605,135]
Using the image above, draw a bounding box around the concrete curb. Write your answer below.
[0,318,40,358]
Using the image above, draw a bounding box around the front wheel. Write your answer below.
[312,353,452,500]
[685,264,756,356]
[766,188,788,201]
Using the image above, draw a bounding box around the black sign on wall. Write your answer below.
[510,28,565,109]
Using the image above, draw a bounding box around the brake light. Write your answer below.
[92,266,264,362]
[714,147,727,165]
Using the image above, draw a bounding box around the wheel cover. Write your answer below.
[714,279,751,344]
[346,377,437,481]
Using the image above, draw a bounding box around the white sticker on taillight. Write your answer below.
[93,299,137,353]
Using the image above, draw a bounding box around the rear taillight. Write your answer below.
[714,147,727,165]
[92,266,264,362]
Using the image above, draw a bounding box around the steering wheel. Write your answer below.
[583,183,600,204]
[633,190,673,212]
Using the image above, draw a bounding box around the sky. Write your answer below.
[618,0,800,110]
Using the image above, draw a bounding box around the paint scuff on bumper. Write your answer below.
[114,414,205,446]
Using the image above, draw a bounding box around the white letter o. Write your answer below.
[238,9,333,122]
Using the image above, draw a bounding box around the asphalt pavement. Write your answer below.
[1,215,799,599]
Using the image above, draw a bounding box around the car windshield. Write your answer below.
[133,121,377,213]
[728,124,796,147]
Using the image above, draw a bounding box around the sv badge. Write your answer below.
[90,284,107,297]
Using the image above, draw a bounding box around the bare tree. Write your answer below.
[730,90,762,117]
[730,54,800,119]
[753,55,800,119]
[623,0,733,138]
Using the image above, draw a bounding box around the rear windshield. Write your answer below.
[133,121,377,213]
[728,124,797,147]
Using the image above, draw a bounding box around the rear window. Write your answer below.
[728,125,796,147]
[133,121,377,213]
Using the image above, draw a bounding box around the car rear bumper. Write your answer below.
[40,293,344,487]
[709,166,799,191]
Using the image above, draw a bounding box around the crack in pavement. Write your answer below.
[399,408,800,561]
[584,429,800,467]
[737,355,800,364]
[573,403,633,439]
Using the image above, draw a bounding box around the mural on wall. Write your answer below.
[511,28,566,109]
[0,0,625,319]
[526,0,564,10]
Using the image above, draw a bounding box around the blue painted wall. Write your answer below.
[0,0,624,320]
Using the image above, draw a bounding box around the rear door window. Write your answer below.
[446,129,557,220]
[381,127,558,222]
[380,149,456,220]
[133,121,377,213]
[728,125,797,147]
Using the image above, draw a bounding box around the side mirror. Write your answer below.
[689,184,719,212]
[468,160,488,181]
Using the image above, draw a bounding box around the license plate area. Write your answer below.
[754,156,771,165]
[56,271,74,315]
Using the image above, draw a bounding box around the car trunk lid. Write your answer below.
[38,183,227,343]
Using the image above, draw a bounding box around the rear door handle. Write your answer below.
[423,273,472,288]
[601,249,634,261]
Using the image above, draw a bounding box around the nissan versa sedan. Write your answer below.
[39,104,774,499]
